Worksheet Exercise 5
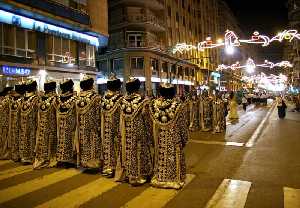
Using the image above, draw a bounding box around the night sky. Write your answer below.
[224,0,289,62]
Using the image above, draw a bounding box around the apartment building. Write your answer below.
[0,0,108,92]
[98,0,220,95]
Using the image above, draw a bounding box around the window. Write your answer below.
[176,12,179,22]
[151,58,159,76]
[47,35,78,65]
[98,60,108,74]
[162,62,168,73]
[112,58,124,75]
[128,34,143,47]
[168,6,171,17]
[86,45,95,67]
[131,57,144,69]
[1,23,36,58]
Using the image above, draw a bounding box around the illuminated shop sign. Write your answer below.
[2,66,31,76]
[0,9,99,47]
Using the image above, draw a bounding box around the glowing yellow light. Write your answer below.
[217,38,223,43]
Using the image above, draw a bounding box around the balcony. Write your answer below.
[110,0,164,11]
[125,14,166,32]
[12,0,90,25]
[126,41,165,50]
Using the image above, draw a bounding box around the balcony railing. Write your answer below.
[125,14,166,31]
[110,0,164,11]
[12,0,90,25]
[126,41,165,50]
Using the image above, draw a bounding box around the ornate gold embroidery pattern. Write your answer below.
[76,90,102,168]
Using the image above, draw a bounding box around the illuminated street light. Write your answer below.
[225,46,234,55]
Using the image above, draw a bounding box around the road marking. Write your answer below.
[189,139,244,147]
[245,103,276,147]
[284,187,300,208]
[0,160,12,166]
[205,179,252,208]
[0,168,81,204]
[35,177,119,208]
[0,165,33,181]
[122,174,195,208]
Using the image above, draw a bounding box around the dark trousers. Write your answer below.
[242,103,247,111]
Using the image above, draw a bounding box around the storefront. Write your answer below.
[0,9,108,92]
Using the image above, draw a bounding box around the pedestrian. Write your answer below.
[277,97,287,119]
[228,92,239,120]
[242,96,248,111]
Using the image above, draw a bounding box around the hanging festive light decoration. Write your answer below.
[172,29,300,54]
[216,58,293,72]
[242,73,288,92]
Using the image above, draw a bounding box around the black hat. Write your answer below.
[80,76,94,91]
[2,87,13,96]
[44,81,56,93]
[159,83,176,99]
[107,73,121,92]
[60,79,74,93]
[126,77,141,94]
[26,80,37,93]
[15,83,27,95]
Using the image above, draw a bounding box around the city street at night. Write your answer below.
[0,103,300,208]
[1,0,300,207]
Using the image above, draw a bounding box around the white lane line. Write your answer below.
[35,177,119,208]
[284,187,300,208]
[245,102,276,147]
[205,179,252,208]
[122,174,195,208]
[0,169,81,204]
[189,139,244,147]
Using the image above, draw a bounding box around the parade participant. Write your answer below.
[56,79,77,165]
[228,92,239,120]
[242,96,248,111]
[101,74,123,177]
[19,80,39,163]
[150,83,189,189]
[9,83,26,161]
[200,90,213,131]
[277,96,287,119]
[0,87,13,159]
[189,90,201,132]
[76,76,102,169]
[115,77,153,185]
[212,92,226,133]
[34,81,58,169]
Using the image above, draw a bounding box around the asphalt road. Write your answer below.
[0,103,299,208]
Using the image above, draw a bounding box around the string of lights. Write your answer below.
[172,29,300,54]
[216,58,293,73]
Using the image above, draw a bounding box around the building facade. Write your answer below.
[285,0,300,91]
[98,0,220,96]
[0,0,108,92]
[217,0,258,92]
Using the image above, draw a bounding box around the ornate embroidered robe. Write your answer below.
[189,97,201,132]
[0,96,11,159]
[212,98,226,133]
[9,96,23,161]
[149,98,189,189]
[101,92,123,176]
[115,94,153,184]
[34,93,58,169]
[19,94,39,163]
[56,93,77,163]
[76,90,102,168]
[200,96,213,131]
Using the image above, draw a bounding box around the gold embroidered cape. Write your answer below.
[0,96,11,159]
[149,98,189,189]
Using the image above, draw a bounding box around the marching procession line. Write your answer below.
[284,187,300,208]
[34,177,119,208]
[0,165,33,181]
[121,174,195,208]
[0,168,81,204]
[204,179,252,208]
